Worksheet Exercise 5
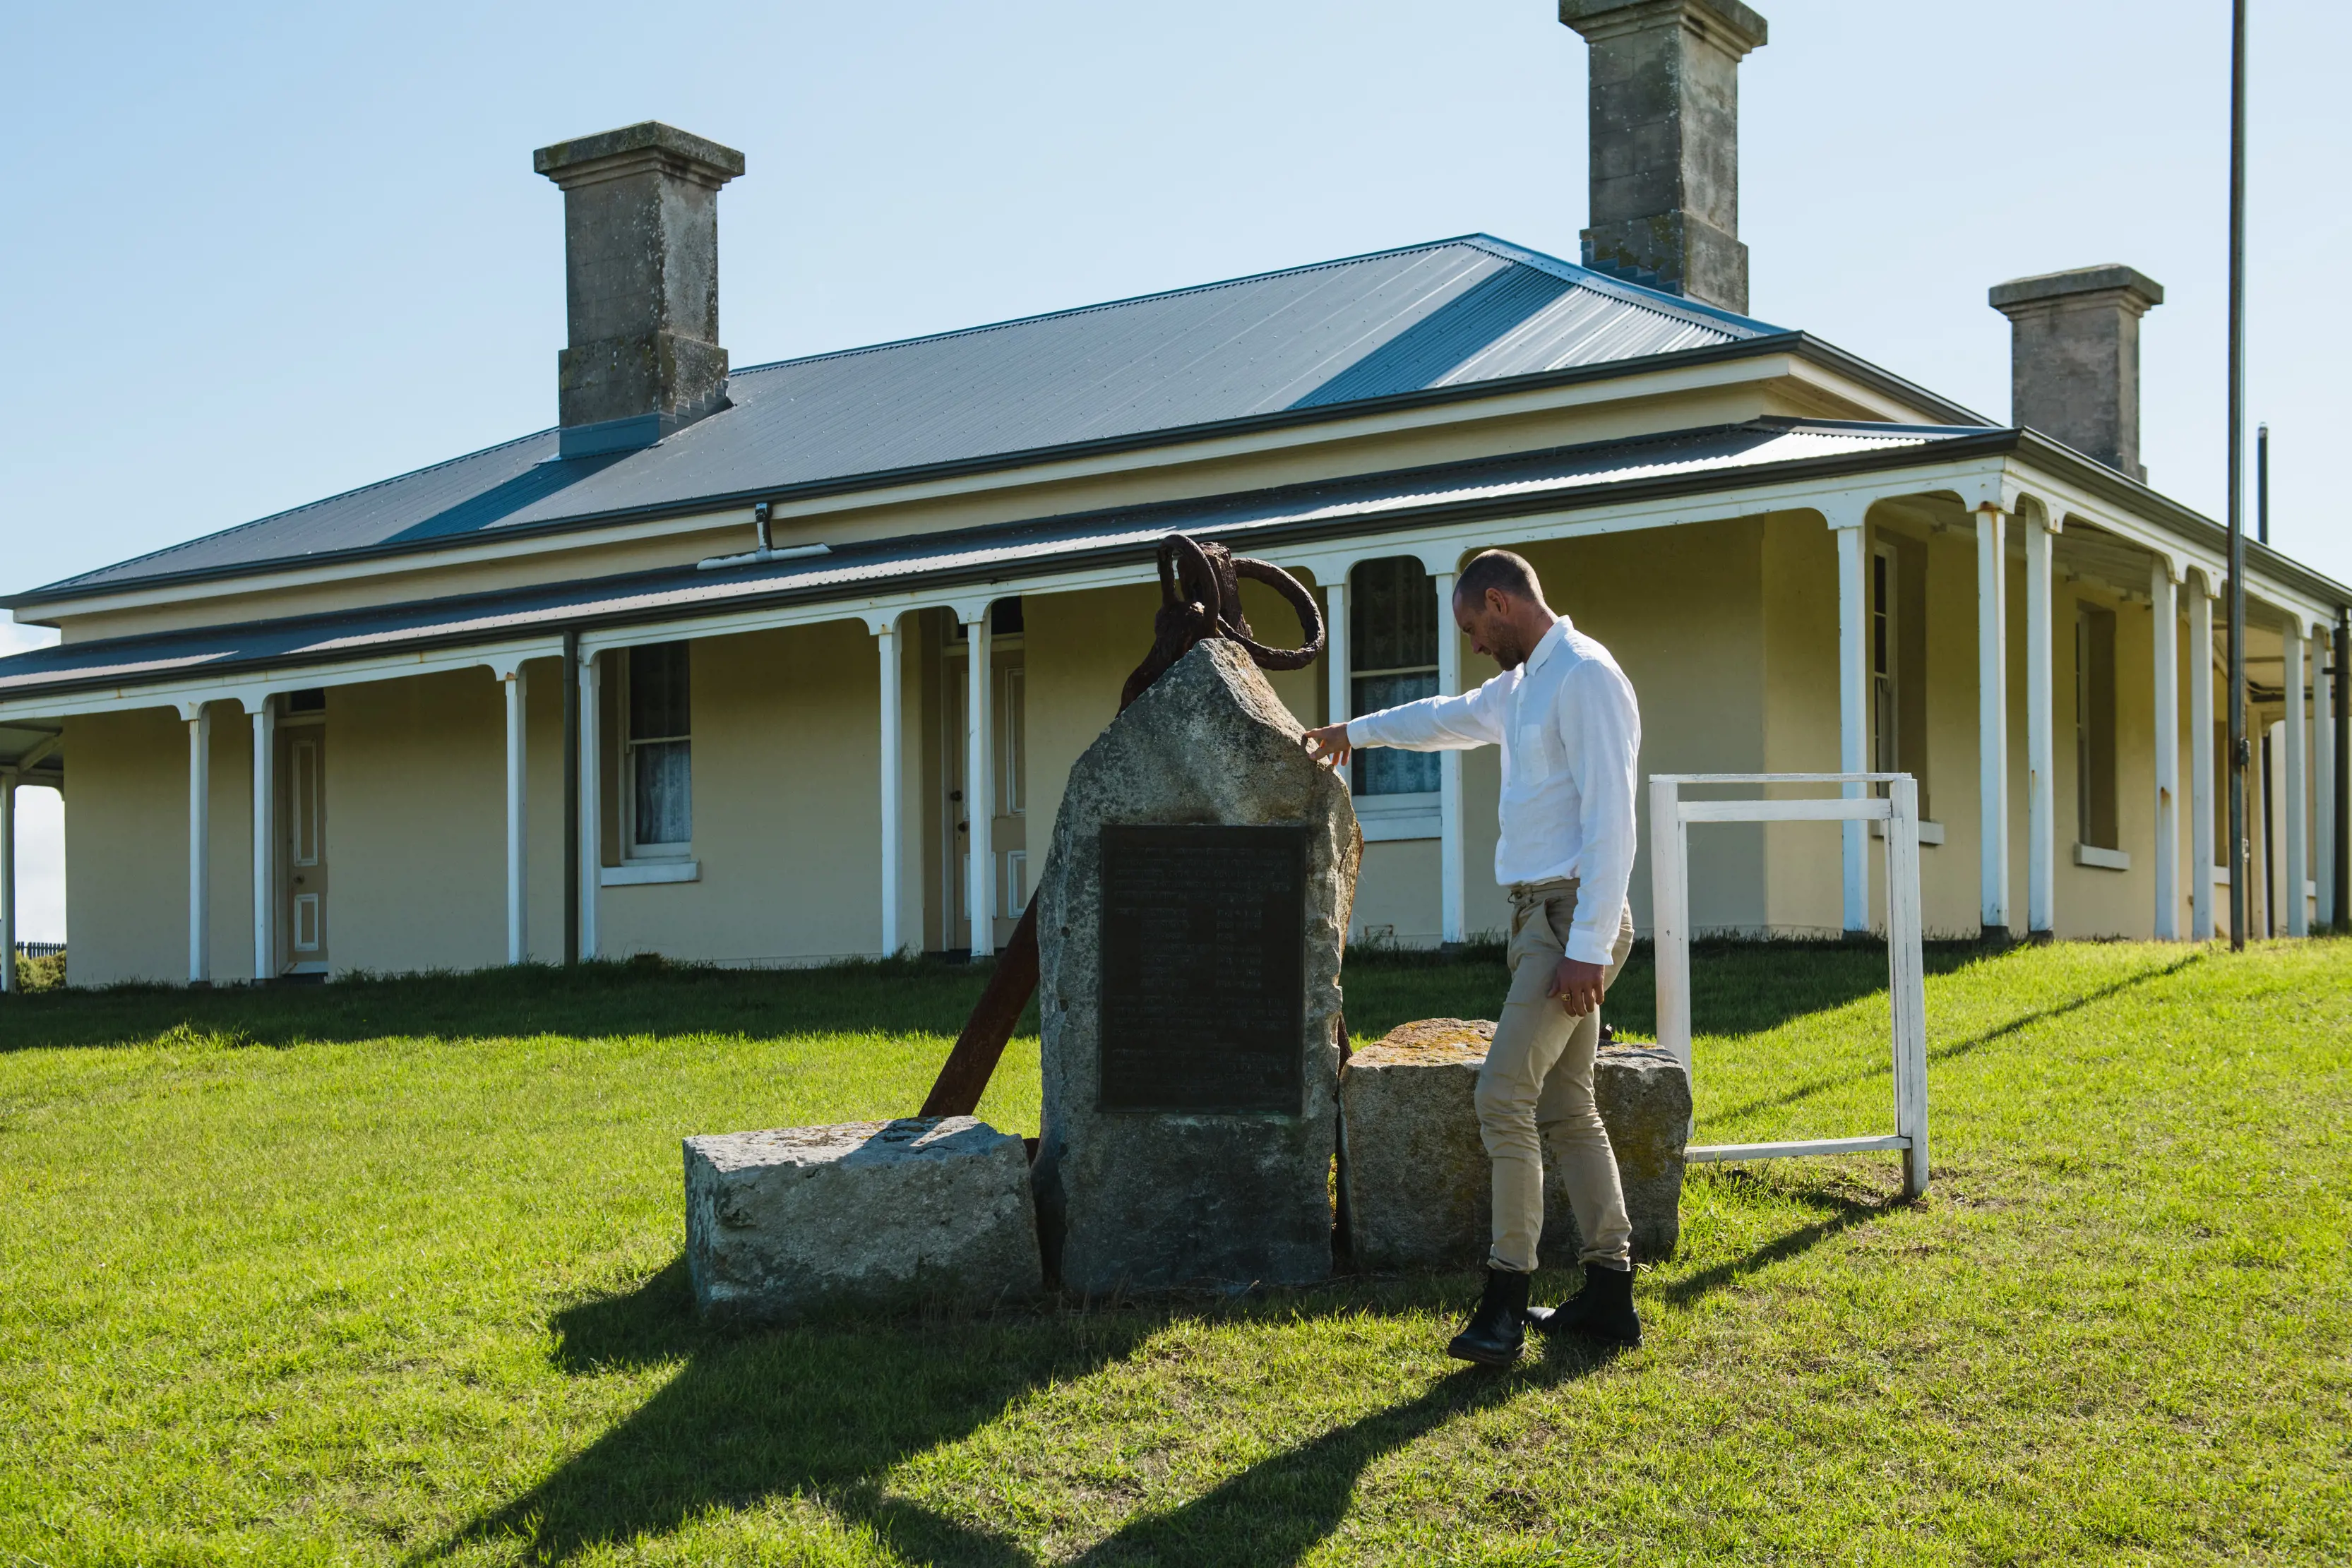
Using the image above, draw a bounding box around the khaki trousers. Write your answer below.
[1476,877,1637,1274]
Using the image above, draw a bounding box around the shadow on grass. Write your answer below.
[428,1263,1614,1567]
[13,938,2007,1062]
[0,956,1026,1055]
[1707,951,2205,1126]
[1342,938,1992,1047]
[1661,1171,1902,1309]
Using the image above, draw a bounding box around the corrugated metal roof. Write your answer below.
[0,419,1973,704]
[25,235,1778,602]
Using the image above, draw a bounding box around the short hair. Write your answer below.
[1453,549,1542,606]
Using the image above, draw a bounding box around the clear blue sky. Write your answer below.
[2,0,2344,939]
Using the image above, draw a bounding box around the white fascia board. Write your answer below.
[0,446,2053,717]
[596,453,2024,653]
[27,510,752,624]
[1270,452,2019,582]
[1772,357,1966,426]
[0,637,563,724]
[25,355,1810,626]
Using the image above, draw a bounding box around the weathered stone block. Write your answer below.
[1338,1019,1492,1272]
[1543,1045,1692,1264]
[1033,640,1360,1294]
[1339,1019,1690,1271]
[683,1116,1042,1323]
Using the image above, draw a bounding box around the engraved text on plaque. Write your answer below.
[1097,824,1308,1113]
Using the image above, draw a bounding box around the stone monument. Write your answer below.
[683,1116,1042,1323]
[1032,639,1360,1293]
[1339,1017,1691,1270]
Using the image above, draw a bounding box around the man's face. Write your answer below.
[1455,587,1532,671]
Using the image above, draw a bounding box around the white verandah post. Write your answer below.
[2151,561,2180,940]
[2319,625,2338,928]
[2191,577,2218,940]
[2284,626,2309,936]
[577,652,601,962]
[965,603,995,958]
[1833,511,1869,932]
[182,700,212,984]
[1323,575,1349,738]
[249,695,277,980]
[1976,503,2012,936]
[2025,509,2058,937]
[501,666,529,964]
[0,767,16,995]
[873,614,905,959]
[1433,567,1464,946]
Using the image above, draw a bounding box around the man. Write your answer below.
[1302,549,1642,1364]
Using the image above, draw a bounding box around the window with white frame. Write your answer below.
[1870,536,1931,817]
[1871,543,1898,779]
[2076,604,2118,850]
[626,642,692,857]
[1350,556,1440,796]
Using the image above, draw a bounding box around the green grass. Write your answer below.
[2,940,2348,1565]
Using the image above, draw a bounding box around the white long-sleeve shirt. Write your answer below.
[1345,616,1640,965]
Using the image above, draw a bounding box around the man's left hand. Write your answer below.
[1548,957,1606,1017]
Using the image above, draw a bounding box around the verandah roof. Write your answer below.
[0,420,1976,712]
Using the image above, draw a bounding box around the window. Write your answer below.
[2076,605,2118,850]
[1870,536,1931,815]
[1870,544,1897,780]
[1349,557,1440,796]
[626,642,692,856]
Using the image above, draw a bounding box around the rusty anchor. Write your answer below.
[918,533,1326,1118]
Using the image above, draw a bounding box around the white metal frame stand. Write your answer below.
[1650,772,1931,1199]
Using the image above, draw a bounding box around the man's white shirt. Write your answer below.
[1344,615,1640,966]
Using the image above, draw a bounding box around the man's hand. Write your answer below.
[1548,957,1606,1017]
[1301,722,1353,770]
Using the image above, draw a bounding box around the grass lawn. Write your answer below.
[2,939,2347,1565]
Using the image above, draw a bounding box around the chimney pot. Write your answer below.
[1560,0,1768,313]
[535,122,746,459]
[1988,265,2164,482]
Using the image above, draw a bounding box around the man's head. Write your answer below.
[1452,549,1555,670]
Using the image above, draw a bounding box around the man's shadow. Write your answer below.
[423,1264,1623,1567]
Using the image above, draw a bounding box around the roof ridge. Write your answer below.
[1452,235,1782,337]
[30,427,560,597]
[724,234,1562,378]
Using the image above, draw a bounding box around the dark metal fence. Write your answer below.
[13,942,65,960]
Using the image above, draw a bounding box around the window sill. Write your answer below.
[1870,818,1946,846]
[2073,843,2130,873]
[602,860,700,887]
[1353,791,1440,843]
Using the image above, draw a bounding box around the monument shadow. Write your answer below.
[430,1259,1620,1567]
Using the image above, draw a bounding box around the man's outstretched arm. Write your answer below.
[1303,681,1505,770]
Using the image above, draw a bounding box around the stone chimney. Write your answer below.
[1988,265,2164,483]
[535,122,746,459]
[1558,0,1768,314]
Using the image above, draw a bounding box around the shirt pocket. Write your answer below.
[1513,723,1555,786]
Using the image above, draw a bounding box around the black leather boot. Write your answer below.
[1445,1267,1529,1366]
[1526,1262,1641,1347]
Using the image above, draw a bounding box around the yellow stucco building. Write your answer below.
[3,4,2346,988]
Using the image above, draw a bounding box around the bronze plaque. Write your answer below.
[1098,824,1310,1114]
